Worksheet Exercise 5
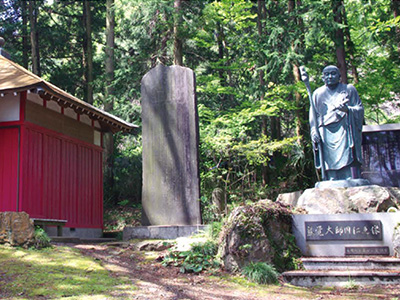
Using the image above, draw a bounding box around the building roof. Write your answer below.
[0,55,137,132]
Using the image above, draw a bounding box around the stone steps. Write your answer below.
[302,257,400,270]
[283,257,400,287]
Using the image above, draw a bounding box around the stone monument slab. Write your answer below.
[362,124,400,187]
[292,212,400,257]
[141,64,201,225]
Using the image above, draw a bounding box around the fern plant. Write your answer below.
[33,227,52,249]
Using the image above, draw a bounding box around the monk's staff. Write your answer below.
[299,66,326,181]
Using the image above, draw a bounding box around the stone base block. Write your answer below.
[45,227,103,239]
[315,178,370,188]
[123,225,208,240]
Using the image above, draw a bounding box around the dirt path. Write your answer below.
[69,243,400,300]
[73,243,265,300]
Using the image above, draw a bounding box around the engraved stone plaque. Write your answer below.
[305,220,383,241]
[345,246,389,256]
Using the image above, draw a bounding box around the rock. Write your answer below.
[133,240,174,251]
[212,188,226,215]
[393,223,400,258]
[0,212,35,247]
[296,185,400,214]
[218,200,301,273]
[107,241,130,248]
[276,191,303,207]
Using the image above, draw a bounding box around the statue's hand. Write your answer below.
[335,92,349,112]
[335,101,349,112]
[311,128,320,144]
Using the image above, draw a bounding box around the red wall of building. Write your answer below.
[19,124,103,229]
[0,127,19,212]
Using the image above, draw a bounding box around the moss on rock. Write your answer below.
[217,200,302,273]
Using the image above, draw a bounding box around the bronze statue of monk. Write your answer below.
[309,65,364,181]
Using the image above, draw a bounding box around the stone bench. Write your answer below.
[31,218,67,237]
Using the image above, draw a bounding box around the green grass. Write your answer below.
[242,262,279,284]
[0,245,135,299]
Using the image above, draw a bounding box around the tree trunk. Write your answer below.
[257,0,267,101]
[215,21,234,106]
[393,0,400,60]
[83,0,94,104]
[173,0,183,66]
[216,21,225,85]
[29,0,40,76]
[257,0,269,185]
[342,4,359,83]
[105,0,115,108]
[104,0,115,203]
[158,12,169,66]
[332,0,348,83]
[288,0,303,142]
[267,2,281,142]
[21,0,29,69]
[289,0,315,186]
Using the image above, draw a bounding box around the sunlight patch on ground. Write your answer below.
[0,245,135,299]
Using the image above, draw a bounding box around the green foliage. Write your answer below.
[103,204,142,231]
[162,240,220,274]
[2,0,399,209]
[242,262,279,285]
[209,221,224,240]
[33,227,52,250]
[105,134,142,206]
[200,195,218,224]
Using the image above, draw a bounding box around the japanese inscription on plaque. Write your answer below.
[345,246,389,256]
[305,220,383,241]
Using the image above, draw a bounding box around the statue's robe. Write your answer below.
[310,83,364,171]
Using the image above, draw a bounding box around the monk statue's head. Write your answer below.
[322,65,341,89]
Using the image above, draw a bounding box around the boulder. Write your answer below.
[0,211,35,247]
[276,191,303,207]
[218,200,302,273]
[212,188,226,215]
[393,223,400,258]
[133,240,174,251]
[296,185,400,214]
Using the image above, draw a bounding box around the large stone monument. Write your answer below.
[141,64,201,226]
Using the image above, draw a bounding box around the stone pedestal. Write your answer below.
[296,185,400,214]
[292,212,400,257]
[315,178,370,189]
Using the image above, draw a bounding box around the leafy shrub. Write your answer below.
[209,221,223,240]
[103,204,142,231]
[242,262,279,285]
[33,227,52,249]
[162,240,220,274]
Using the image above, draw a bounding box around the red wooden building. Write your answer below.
[0,55,136,237]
